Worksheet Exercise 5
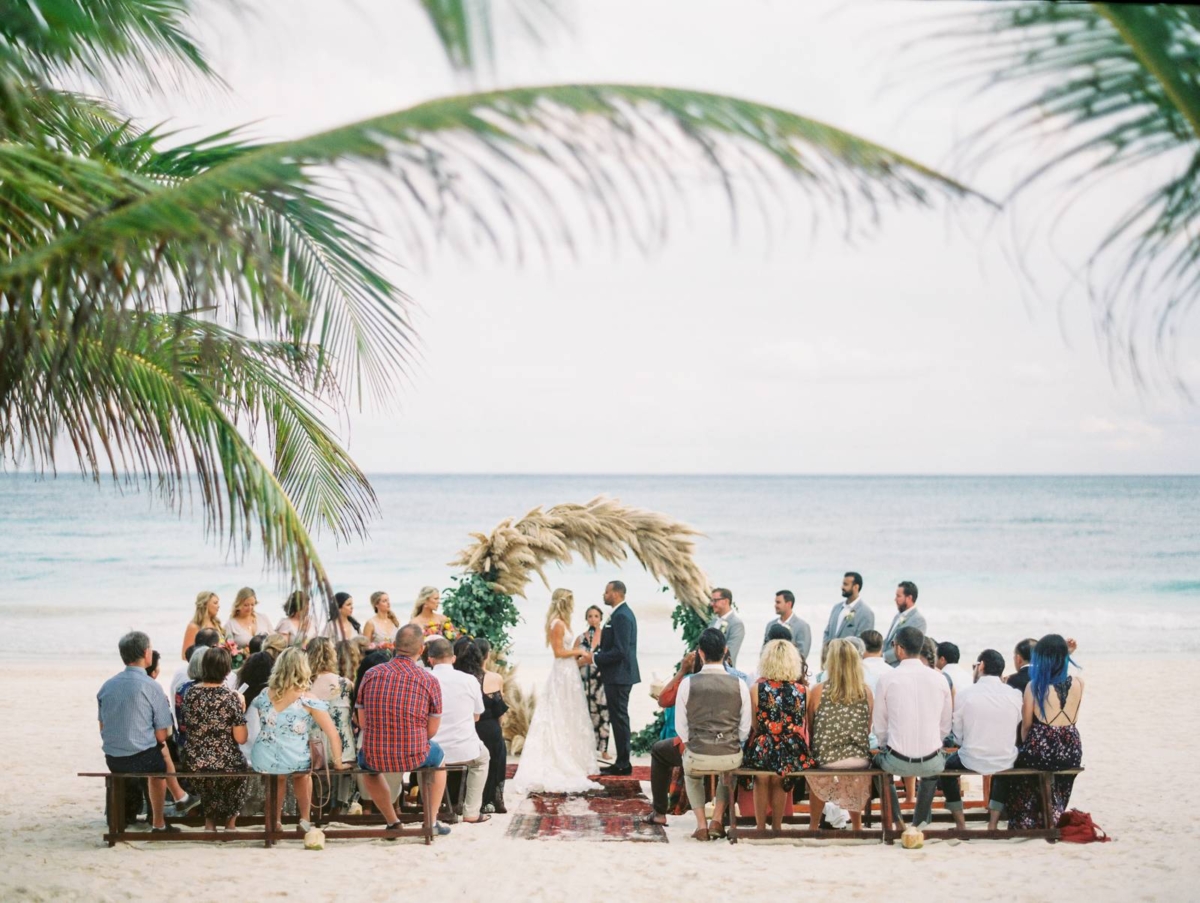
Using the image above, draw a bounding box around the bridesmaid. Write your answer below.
[182,591,224,660]
[362,591,400,646]
[276,590,318,645]
[409,586,448,634]
[574,605,612,761]
[324,592,362,641]
[224,587,272,647]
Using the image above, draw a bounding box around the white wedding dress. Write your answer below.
[511,620,602,794]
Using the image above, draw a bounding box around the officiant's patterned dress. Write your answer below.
[577,625,610,755]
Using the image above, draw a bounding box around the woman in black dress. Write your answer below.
[459,637,509,814]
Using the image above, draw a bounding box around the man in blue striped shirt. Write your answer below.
[97,631,177,832]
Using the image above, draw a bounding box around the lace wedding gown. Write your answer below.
[511,621,602,794]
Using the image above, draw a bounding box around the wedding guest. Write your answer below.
[934,648,1022,830]
[881,581,925,666]
[677,629,750,841]
[355,648,391,690]
[1005,634,1084,830]
[363,591,400,645]
[708,587,745,667]
[143,651,200,818]
[821,572,875,655]
[746,622,795,684]
[337,637,369,701]
[410,586,449,634]
[806,639,874,831]
[237,634,286,708]
[97,631,177,832]
[249,647,347,834]
[224,587,272,647]
[763,589,812,659]
[324,592,362,641]
[936,642,974,692]
[643,651,700,826]
[921,637,955,703]
[1006,638,1037,693]
[276,591,318,645]
[356,624,450,836]
[181,647,250,830]
[872,626,951,830]
[466,637,509,813]
[173,643,210,751]
[860,630,890,691]
[743,638,815,834]
[181,591,224,660]
[574,604,611,761]
[307,638,357,810]
[428,638,491,823]
[170,629,220,720]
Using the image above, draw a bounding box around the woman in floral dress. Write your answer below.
[743,639,815,833]
[806,639,873,831]
[181,647,250,830]
[574,605,611,761]
[307,639,357,811]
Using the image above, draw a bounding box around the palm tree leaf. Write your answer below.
[415,0,567,73]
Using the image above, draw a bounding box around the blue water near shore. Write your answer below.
[1,474,1197,662]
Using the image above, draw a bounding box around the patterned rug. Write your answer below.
[503,764,652,783]
[505,776,667,842]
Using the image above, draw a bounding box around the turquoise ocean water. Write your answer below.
[2,475,1197,668]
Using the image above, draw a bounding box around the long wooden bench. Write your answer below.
[79,766,466,847]
[687,766,1084,844]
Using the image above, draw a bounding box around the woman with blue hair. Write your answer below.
[1006,634,1084,829]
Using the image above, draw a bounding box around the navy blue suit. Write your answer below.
[594,602,639,769]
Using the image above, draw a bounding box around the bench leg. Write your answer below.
[106,775,120,846]
[419,770,434,845]
[724,773,737,844]
[1039,773,1055,841]
[880,775,894,845]
[264,775,275,848]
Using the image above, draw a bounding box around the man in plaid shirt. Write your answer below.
[357,623,449,834]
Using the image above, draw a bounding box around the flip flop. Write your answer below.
[641,814,667,826]
[462,814,491,824]
[708,820,727,839]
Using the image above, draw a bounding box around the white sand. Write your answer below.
[0,656,1192,902]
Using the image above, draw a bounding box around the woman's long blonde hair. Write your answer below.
[231,587,256,620]
[307,637,338,676]
[544,588,574,646]
[192,591,218,627]
[822,638,868,705]
[371,590,400,627]
[758,638,805,685]
[411,586,439,619]
[269,647,313,699]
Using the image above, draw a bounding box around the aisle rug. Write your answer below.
[505,777,667,842]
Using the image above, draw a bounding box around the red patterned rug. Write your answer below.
[505,776,666,842]
[504,764,651,783]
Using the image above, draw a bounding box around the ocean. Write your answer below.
[2,475,1197,675]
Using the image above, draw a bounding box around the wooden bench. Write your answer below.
[686,766,1084,844]
[79,766,466,847]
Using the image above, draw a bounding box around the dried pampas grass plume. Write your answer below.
[494,662,536,755]
[448,496,711,621]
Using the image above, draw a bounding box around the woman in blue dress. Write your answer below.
[250,647,348,833]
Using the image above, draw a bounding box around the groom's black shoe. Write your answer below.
[599,764,633,776]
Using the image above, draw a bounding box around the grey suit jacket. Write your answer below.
[882,606,927,665]
[709,612,746,667]
[763,614,811,660]
[821,600,876,649]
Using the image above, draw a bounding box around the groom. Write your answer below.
[587,580,639,776]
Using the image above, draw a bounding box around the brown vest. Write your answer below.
[685,670,743,756]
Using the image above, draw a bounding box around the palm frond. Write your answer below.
[416,0,567,73]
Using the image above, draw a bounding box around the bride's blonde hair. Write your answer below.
[544,588,574,646]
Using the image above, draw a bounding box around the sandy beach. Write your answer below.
[1,655,1192,903]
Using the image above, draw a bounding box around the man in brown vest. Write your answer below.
[675,627,751,841]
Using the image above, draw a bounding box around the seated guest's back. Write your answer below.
[806,638,874,831]
[859,630,890,691]
[936,642,974,692]
[308,638,358,810]
[1006,637,1036,693]
[428,638,491,823]
[181,646,250,830]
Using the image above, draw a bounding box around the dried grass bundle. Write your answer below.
[448,496,711,621]
[494,662,536,755]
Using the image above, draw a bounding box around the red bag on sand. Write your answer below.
[1058,809,1111,843]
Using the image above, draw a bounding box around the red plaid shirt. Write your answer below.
[356,655,442,772]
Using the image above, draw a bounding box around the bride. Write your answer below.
[511,588,603,794]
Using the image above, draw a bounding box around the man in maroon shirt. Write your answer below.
[356,623,448,833]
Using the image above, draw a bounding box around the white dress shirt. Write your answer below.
[835,598,861,634]
[861,656,891,692]
[941,663,975,693]
[873,659,952,758]
[951,675,1022,774]
[431,664,485,763]
[674,664,752,746]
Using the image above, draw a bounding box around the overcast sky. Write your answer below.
[135,0,1200,474]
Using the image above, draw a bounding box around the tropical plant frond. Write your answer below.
[416,0,568,73]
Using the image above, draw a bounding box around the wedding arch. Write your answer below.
[439,496,713,753]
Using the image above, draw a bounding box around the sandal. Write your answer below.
[691,827,711,841]
[641,814,668,826]
[708,819,727,839]
[462,814,491,824]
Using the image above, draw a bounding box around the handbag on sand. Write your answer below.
[1058,809,1110,843]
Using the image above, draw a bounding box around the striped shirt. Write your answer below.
[97,666,173,757]
[356,656,442,772]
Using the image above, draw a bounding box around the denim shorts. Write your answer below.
[358,740,444,773]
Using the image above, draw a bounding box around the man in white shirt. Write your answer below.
[938,648,1022,830]
[428,638,491,823]
[859,630,891,692]
[935,642,974,692]
[872,625,952,830]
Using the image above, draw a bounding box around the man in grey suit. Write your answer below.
[821,571,875,659]
[882,580,926,666]
[762,590,811,659]
[708,588,745,667]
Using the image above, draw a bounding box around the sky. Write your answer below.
[131,0,1200,474]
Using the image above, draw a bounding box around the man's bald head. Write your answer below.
[394,624,425,657]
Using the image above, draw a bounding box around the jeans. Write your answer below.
[682,749,742,814]
[650,738,683,815]
[936,751,966,812]
[873,748,945,827]
[446,747,491,818]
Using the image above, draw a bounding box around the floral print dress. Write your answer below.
[577,627,610,754]
[309,673,356,806]
[248,693,328,774]
[742,680,815,787]
[181,685,250,821]
[1007,678,1082,830]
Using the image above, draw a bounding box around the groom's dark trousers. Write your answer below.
[605,683,632,770]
